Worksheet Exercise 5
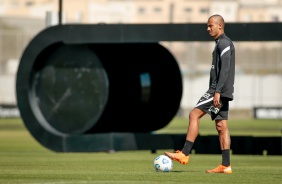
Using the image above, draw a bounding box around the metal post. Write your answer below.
[58,0,62,25]
[169,3,174,23]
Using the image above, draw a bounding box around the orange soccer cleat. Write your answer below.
[205,164,232,174]
[164,150,189,165]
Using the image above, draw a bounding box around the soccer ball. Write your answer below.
[153,155,173,172]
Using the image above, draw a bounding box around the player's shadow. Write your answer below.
[170,170,198,173]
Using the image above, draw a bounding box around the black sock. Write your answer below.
[222,149,230,166]
[181,140,194,156]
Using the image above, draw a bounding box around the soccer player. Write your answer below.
[164,14,235,174]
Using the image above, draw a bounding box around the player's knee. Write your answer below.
[216,124,223,132]
[215,120,228,133]
[216,123,228,134]
[189,111,195,120]
[189,110,199,120]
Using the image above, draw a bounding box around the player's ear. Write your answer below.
[218,22,222,29]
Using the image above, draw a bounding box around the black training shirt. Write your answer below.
[209,33,235,101]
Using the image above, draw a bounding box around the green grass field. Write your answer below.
[0,118,281,184]
[156,117,282,136]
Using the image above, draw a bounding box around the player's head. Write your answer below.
[207,14,225,39]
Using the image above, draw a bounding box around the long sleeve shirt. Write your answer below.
[209,33,235,101]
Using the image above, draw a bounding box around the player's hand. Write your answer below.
[213,92,221,108]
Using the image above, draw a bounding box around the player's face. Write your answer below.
[207,18,221,39]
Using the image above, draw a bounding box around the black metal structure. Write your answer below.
[16,23,282,154]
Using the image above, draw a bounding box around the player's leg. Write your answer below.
[164,91,212,165]
[216,119,231,166]
[182,91,212,156]
[185,108,206,142]
[216,119,231,151]
[206,99,232,174]
[205,119,232,173]
[181,108,206,155]
[164,108,205,165]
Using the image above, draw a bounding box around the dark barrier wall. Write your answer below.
[16,24,184,151]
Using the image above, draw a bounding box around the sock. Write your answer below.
[222,149,230,166]
[181,140,194,156]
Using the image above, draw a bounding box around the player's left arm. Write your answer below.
[215,39,232,94]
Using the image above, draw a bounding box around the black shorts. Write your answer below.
[195,91,229,120]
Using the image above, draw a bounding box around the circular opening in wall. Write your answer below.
[30,44,109,135]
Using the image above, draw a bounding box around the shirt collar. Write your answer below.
[215,33,225,44]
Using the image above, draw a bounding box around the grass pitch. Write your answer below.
[156,117,282,136]
[0,118,282,184]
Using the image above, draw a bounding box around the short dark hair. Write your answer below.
[208,14,225,28]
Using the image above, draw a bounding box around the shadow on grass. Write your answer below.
[169,170,198,173]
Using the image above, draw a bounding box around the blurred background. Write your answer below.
[0,0,281,119]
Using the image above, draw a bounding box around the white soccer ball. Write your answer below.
[153,155,173,172]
